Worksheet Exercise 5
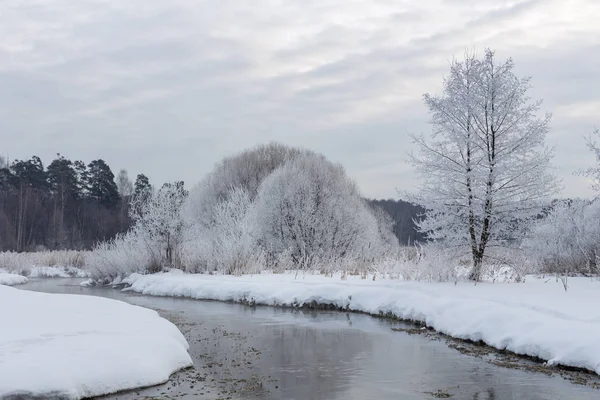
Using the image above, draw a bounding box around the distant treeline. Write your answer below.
[367,199,425,245]
[0,154,152,252]
[0,154,424,252]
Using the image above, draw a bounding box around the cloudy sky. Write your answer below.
[1,0,599,199]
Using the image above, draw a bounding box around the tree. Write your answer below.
[253,153,388,268]
[185,142,305,229]
[409,49,559,281]
[87,159,120,208]
[116,169,134,198]
[577,128,600,190]
[10,156,49,251]
[526,199,600,275]
[73,160,90,198]
[47,154,80,248]
[133,174,152,201]
[130,181,188,267]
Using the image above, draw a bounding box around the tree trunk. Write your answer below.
[469,251,483,281]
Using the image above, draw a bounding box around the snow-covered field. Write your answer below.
[0,272,28,286]
[0,285,192,399]
[124,270,600,375]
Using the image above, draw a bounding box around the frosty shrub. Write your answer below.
[525,199,600,275]
[253,152,394,270]
[0,250,87,275]
[182,143,398,275]
[87,182,188,281]
[87,143,399,280]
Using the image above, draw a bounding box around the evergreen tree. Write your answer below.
[47,155,79,200]
[73,160,90,198]
[134,174,152,198]
[47,154,80,247]
[10,156,49,191]
[87,159,120,208]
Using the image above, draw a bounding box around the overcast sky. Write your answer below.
[1,0,599,199]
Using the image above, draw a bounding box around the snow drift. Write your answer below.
[0,285,192,399]
[124,271,600,375]
[0,273,27,286]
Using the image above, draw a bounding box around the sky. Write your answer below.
[1,0,599,199]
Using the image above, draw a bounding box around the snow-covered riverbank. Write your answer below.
[123,271,600,375]
[0,272,28,286]
[0,284,192,399]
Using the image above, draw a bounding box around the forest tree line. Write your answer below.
[0,154,152,252]
[0,154,423,253]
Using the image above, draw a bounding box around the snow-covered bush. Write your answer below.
[88,143,398,280]
[182,187,264,274]
[185,143,306,229]
[86,182,188,282]
[525,199,600,275]
[129,181,187,267]
[86,230,158,282]
[253,153,393,270]
[0,250,87,274]
[182,143,398,275]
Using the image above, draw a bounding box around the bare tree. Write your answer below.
[409,49,559,281]
[577,128,600,190]
[116,169,134,198]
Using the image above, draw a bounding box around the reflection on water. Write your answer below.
[20,279,599,400]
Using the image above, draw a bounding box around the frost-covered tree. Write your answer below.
[130,181,188,267]
[182,144,397,274]
[116,169,134,198]
[577,128,600,191]
[526,199,600,275]
[409,49,559,280]
[253,153,388,269]
[185,142,305,230]
[183,187,260,274]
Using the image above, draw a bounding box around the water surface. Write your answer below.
[20,278,600,400]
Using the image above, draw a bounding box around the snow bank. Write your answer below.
[0,285,192,399]
[124,271,600,374]
[0,272,27,286]
[0,265,89,278]
[26,266,89,278]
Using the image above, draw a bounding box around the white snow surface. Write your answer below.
[0,285,192,399]
[27,266,89,278]
[124,271,600,374]
[0,266,89,278]
[0,273,27,286]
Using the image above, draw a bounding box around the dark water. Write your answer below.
[20,279,600,400]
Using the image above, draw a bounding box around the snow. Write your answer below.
[0,285,192,399]
[0,272,27,286]
[0,266,89,278]
[124,271,600,374]
[27,266,89,278]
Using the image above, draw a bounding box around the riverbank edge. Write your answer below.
[116,275,600,385]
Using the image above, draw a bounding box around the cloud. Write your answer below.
[0,0,598,199]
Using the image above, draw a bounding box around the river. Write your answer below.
[20,278,600,400]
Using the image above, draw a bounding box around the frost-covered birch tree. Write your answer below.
[409,49,559,281]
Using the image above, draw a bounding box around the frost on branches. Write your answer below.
[253,153,396,270]
[526,199,600,275]
[89,143,398,280]
[182,145,396,275]
[409,49,559,281]
[87,182,188,281]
